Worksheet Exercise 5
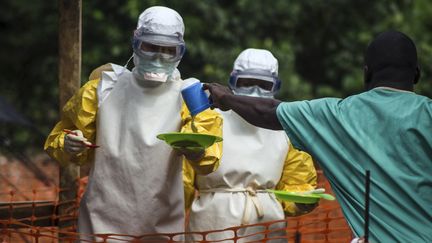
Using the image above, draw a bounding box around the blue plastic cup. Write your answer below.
[181,78,211,116]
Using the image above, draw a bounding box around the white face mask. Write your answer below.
[233,86,274,98]
[132,55,178,82]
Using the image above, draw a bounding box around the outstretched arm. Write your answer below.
[204,83,283,130]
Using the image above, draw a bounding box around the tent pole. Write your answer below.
[58,0,82,237]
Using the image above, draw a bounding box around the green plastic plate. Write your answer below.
[157,132,223,150]
[267,189,335,204]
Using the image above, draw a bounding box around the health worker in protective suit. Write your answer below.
[183,49,318,242]
[44,6,222,242]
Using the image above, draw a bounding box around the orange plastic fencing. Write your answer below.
[0,155,353,242]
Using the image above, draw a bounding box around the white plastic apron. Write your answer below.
[78,71,184,242]
[187,110,289,242]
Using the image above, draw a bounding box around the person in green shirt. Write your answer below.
[204,30,432,242]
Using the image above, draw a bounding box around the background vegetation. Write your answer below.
[0,0,431,150]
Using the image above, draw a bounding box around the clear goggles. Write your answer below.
[229,69,281,92]
[132,29,186,62]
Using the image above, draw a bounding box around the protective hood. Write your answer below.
[233,48,278,75]
[229,48,281,97]
[137,6,184,39]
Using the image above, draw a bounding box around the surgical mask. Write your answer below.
[232,85,274,98]
[132,55,178,82]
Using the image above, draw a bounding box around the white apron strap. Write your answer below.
[199,182,269,225]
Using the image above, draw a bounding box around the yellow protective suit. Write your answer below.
[183,142,317,216]
[183,108,317,242]
[44,65,222,173]
[44,63,222,241]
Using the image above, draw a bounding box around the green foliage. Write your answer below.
[0,0,431,148]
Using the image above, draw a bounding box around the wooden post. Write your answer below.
[58,0,82,234]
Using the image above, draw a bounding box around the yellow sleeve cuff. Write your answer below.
[275,142,318,216]
[180,102,223,175]
[44,79,99,166]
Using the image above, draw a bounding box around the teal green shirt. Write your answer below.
[276,88,432,242]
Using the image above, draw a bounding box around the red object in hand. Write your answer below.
[63,129,100,148]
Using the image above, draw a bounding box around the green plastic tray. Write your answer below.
[267,189,335,204]
[157,132,222,150]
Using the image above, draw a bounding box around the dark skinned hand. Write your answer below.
[174,147,205,162]
[203,83,233,111]
[295,202,319,213]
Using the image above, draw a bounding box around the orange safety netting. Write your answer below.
[0,155,353,242]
